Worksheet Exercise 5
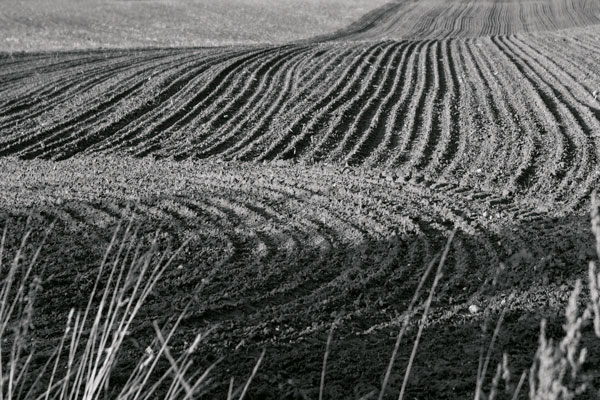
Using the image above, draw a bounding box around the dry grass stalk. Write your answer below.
[319,321,336,400]
[528,280,588,400]
[0,219,224,400]
[592,191,600,260]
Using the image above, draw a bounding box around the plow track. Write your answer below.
[2,31,599,204]
[0,157,594,397]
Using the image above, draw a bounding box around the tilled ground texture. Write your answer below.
[1,0,600,398]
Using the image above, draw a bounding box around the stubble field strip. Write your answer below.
[0,0,394,51]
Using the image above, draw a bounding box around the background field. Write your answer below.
[2,0,600,398]
[0,0,389,51]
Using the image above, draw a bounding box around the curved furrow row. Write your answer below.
[84,49,275,160]
[67,200,123,232]
[0,54,136,122]
[446,0,474,38]
[482,0,501,36]
[252,42,384,161]
[0,52,198,155]
[264,183,371,244]
[407,6,448,40]
[232,45,362,161]
[314,42,403,162]
[130,47,289,145]
[200,196,304,295]
[197,198,282,268]
[203,187,338,262]
[472,37,542,192]
[492,35,596,204]
[0,52,172,125]
[432,1,467,39]
[0,54,108,109]
[478,37,571,197]
[208,46,344,159]
[462,39,532,189]
[24,53,196,120]
[423,39,461,178]
[234,197,332,256]
[476,39,564,196]
[451,39,505,184]
[18,53,217,159]
[2,56,199,159]
[169,198,239,268]
[511,33,600,126]
[402,200,502,287]
[183,46,313,138]
[325,42,411,163]
[517,2,528,31]
[82,49,248,155]
[284,42,394,161]
[200,172,370,245]
[0,53,57,80]
[204,197,315,284]
[387,41,432,167]
[506,34,600,206]
[0,52,118,93]
[103,47,278,153]
[529,35,600,104]
[403,184,503,270]
[193,46,332,160]
[62,54,235,159]
[572,32,600,55]
[407,40,443,172]
[251,173,379,243]
[134,47,312,157]
[343,41,417,165]
[105,53,278,155]
[167,46,315,160]
[367,40,425,166]
[0,50,163,80]
[214,46,352,160]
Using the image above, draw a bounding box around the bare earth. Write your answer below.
[1,0,600,398]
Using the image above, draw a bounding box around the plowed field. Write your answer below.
[1,0,600,398]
